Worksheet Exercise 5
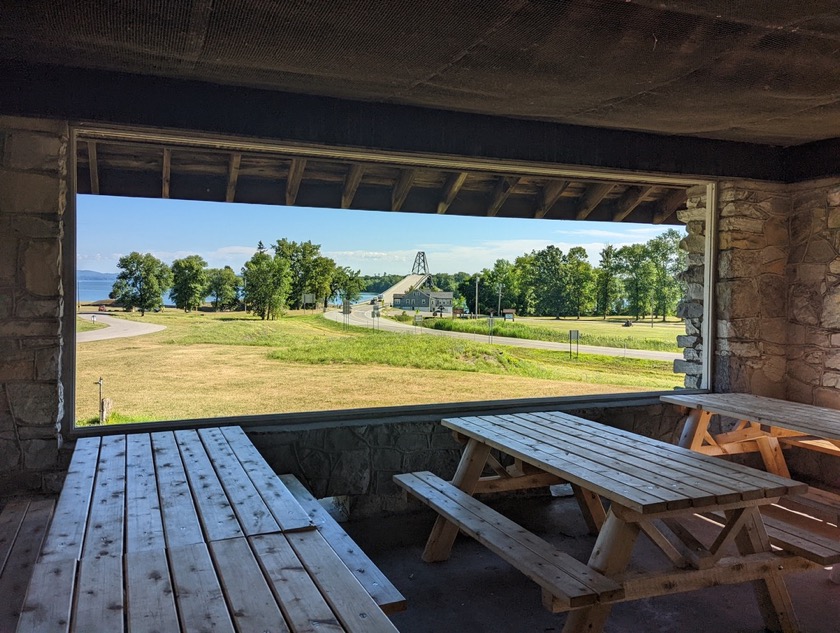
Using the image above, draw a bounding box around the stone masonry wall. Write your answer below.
[0,115,70,495]
[713,181,791,398]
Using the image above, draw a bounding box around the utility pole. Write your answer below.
[497,283,504,316]
[474,276,480,319]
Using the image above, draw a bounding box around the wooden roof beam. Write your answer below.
[487,176,520,217]
[437,171,468,214]
[611,186,654,222]
[392,169,415,211]
[575,183,615,220]
[162,148,171,199]
[87,140,100,195]
[535,180,569,219]
[653,188,688,224]
[342,164,364,208]
[286,158,306,206]
[225,152,241,203]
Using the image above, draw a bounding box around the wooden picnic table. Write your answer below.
[396,411,813,633]
[17,426,402,633]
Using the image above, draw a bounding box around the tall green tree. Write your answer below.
[206,266,240,311]
[617,243,655,320]
[530,246,566,317]
[170,255,208,312]
[594,244,622,319]
[110,252,172,316]
[646,229,685,321]
[274,239,338,308]
[242,242,291,320]
[331,266,365,304]
[565,247,595,319]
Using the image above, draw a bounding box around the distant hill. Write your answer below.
[77,270,117,281]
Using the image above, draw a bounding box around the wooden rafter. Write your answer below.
[162,148,171,199]
[535,180,569,219]
[653,188,688,224]
[392,169,415,211]
[611,186,654,222]
[226,153,241,203]
[286,158,306,206]
[342,164,365,209]
[437,171,468,214]
[87,140,100,195]
[575,183,615,220]
[487,176,520,217]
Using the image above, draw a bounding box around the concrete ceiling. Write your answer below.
[3,1,840,147]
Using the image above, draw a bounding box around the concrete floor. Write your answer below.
[345,493,840,633]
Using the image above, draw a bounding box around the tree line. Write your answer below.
[110,239,364,318]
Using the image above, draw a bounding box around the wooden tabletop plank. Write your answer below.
[126,433,166,553]
[82,434,126,559]
[661,393,840,438]
[526,412,797,499]
[174,429,243,543]
[0,498,29,574]
[499,413,725,507]
[250,533,346,633]
[220,427,313,532]
[168,542,237,633]
[209,537,291,633]
[39,436,100,562]
[286,530,400,633]
[445,416,667,513]
[73,554,125,633]
[125,548,180,633]
[198,428,281,537]
[16,557,77,633]
[151,432,205,549]
[527,411,805,498]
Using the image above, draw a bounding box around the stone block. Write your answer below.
[718,250,760,279]
[11,215,61,239]
[683,374,702,389]
[682,347,701,362]
[759,318,787,345]
[786,377,814,404]
[760,354,787,382]
[825,351,840,370]
[35,347,60,381]
[674,359,702,375]
[822,372,840,388]
[831,333,840,347]
[718,340,761,358]
[0,169,60,214]
[0,290,12,320]
[748,371,786,399]
[21,438,57,470]
[15,294,61,319]
[821,286,840,329]
[828,185,840,207]
[3,132,63,172]
[787,360,821,386]
[719,230,765,251]
[791,263,827,285]
[684,319,700,336]
[0,115,67,135]
[814,387,840,410]
[679,234,705,254]
[371,447,403,471]
[330,449,371,495]
[828,207,840,229]
[717,279,760,319]
[758,274,787,319]
[22,239,61,296]
[6,382,59,426]
[0,319,61,337]
[800,238,837,264]
[686,221,705,237]
[676,207,706,223]
[0,438,21,472]
[0,350,34,381]
[676,300,703,319]
[676,334,698,348]
[763,218,789,246]
[789,286,821,326]
[719,216,766,234]
[716,318,758,340]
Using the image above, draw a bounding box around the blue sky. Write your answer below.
[77,195,676,275]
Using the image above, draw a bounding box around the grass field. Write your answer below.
[75,310,681,425]
[76,316,108,332]
[418,315,682,351]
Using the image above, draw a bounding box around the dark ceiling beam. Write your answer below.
[611,186,654,222]
[286,158,306,206]
[653,189,688,224]
[487,176,520,217]
[162,148,171,199]
[575,183,615,220]
[342,164,365,208]
[437,171,468,214]
[87,140,100,195]
[226,152,241,203]
[392,169,415,211]
[1,63,802,182]
[535,180,569,219]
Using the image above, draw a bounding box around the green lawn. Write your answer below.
[76,316,108,332]
[415,315,682,351]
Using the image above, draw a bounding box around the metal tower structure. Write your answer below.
[411,251,430,276]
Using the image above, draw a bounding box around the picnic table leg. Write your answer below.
[422,439,491,562]
[729,507,800,633]
[678,409,711,450]
[561,508,640,633]
[571,484,606,535]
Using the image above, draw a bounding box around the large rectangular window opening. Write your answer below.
[68,129,711,430]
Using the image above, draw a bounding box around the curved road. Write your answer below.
[325,306,680,362]
[77,312,166,342]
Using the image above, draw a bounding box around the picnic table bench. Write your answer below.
[396,411,818,633]
[16,426,404,633]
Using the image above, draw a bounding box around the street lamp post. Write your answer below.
[497,283,504,316]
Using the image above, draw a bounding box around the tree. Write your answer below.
[170,255,208,312]
[646,229,685,321]
[241,242,291,320]
[617,244,655,321]
[206,266,240,311]
[331,266,364,304]
[111,252,172,316]
[565,247,595,319]
[274,239,337,309]
[594,244,622,319]
[530,246,566,317]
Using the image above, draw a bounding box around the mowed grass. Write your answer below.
[76,316,108,332]
[76,310,680,424]
[420,315,682,351]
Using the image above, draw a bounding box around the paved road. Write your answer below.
[325,306,681,362]
[77,312,166,342]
